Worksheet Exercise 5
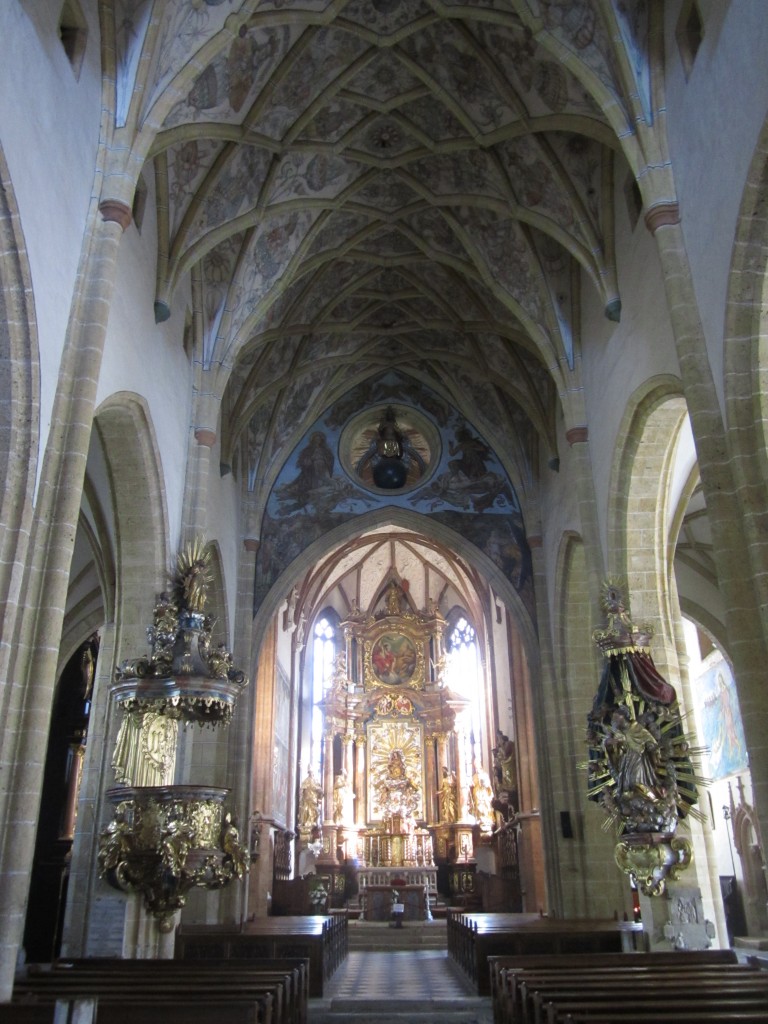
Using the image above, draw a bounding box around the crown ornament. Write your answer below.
[591,578,654,655]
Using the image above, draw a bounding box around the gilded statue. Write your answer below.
[172,537,213,614]
[374,748,419,819]
[439,766,457,823]
[298,769,322,830]
[469,768,494,832]
[333,768,350,824]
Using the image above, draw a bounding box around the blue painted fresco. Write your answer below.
[253,372,533,615]
[698,658,748,781]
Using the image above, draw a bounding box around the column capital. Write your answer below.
[99,199,132,231]
[194,428,217,447]
[644,202,681,235]
[527,535,543,549]
[244,538,260,553]
[565,426,589,445]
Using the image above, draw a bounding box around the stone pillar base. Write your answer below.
[639,883,717,951]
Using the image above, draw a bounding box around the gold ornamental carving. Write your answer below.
[101,540,249,927]
[111,538,248,731]
[98,785,249,930]
[368,720,424,821]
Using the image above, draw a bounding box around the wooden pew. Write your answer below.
[46,956,308,1024]
[0,1006,54,1024]
[14,965,285,1024]
[534,975,768,1024]
[447,912,642,995]
[486,951,767,1024]
[489,948,739,1023]
[10,992,268,1024]
[559,1011,768,1024]
[512,963,760,1024]
[175,915,347,997]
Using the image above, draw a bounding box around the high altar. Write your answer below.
[297,581,499,913]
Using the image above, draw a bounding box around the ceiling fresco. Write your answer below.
[107,0,658,603]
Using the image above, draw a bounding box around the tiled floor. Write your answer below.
[311,950,494,1023]
[325,949,475,1000]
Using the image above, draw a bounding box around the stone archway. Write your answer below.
[243,509,546,919]
[733,800,768,937]
[60,392,170,958]
[0,144,40,725]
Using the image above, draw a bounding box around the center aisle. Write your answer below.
[310,949,493,1024]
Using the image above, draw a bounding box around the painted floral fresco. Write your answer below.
[253,373,534,617]
[696,655,748,781]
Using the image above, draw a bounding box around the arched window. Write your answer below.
[444,613,484,778]
[311,613,337,773]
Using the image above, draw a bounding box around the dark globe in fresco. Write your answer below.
[373,458,408,489]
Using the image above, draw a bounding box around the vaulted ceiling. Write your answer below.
[117,0,658,510]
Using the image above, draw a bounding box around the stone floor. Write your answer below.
[310,949,493,1024]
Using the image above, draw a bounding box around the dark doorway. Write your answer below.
[22,636,97,963]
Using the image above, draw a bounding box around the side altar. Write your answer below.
[296,580,502,913]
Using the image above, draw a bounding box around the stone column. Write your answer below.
[355,734,366,825]
[0,201,131,998]
[526,535,566,914]
[563,427,606,602]
[453,728,468,821]
[323,734,334,825]
[344,734,354,821]
[648,205,768,881]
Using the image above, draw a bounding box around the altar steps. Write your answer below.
[309,1000,492,1024]
[346,919,448,951]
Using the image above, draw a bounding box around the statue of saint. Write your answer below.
[298,768,322,830]
[385,580,403,615]
[439,766,457,823]
[333,768,350,824]
[469,768,494,832]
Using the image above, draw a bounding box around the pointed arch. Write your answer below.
[723,106,768,633]
[0,143,40,693]
[606,375,688,658]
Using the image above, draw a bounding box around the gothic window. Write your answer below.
[445,613,484,776]
[311,612,338,772]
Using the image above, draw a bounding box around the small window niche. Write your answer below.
[676,0,704,80]
[132,175,148,234]
[59,0,88,79]
[624,171,643,231]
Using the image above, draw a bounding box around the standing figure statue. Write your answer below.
[333,768,350,824]
[469,768,495,833]
[299,768,322,831]
[439,766,457,823]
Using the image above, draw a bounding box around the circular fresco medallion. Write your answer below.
[371,633,417,686]
[338,405,440,495]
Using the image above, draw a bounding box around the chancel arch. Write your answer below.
[245,512,545,919]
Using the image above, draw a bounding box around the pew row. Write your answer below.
[175,914,347,997]
[447,912,643,995]
[487,949,768,1024]
[9,956,309,1024]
